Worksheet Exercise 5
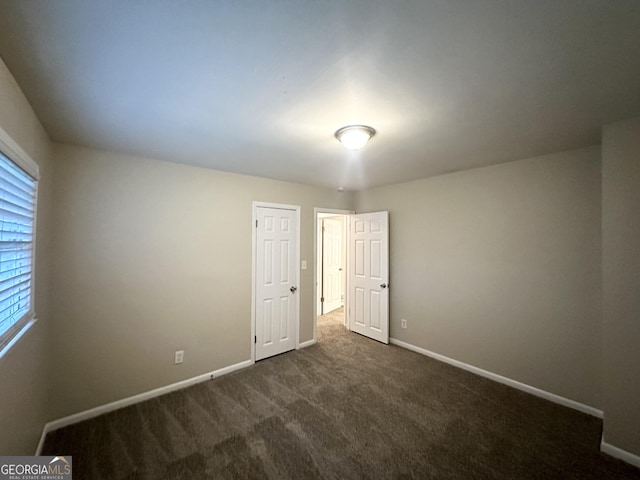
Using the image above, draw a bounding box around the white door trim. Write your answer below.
[313,208,354,343]
[251,201,301,362]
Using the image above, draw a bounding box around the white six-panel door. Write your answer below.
[255,206,298,360]
[322,218,343,314]
[349,211,389,344]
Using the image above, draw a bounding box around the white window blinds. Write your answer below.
[0,149,37,352]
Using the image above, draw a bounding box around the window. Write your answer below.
[0,130,39,358]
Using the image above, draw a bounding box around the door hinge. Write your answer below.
[256,220,258,227]
[254,335,257,343]
[320,297,324,302]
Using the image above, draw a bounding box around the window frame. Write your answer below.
[0,126,40,359]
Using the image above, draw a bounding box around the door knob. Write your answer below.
[380,283,387,289]
[290,286,298,293]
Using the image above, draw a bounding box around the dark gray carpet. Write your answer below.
[43,308,640,479]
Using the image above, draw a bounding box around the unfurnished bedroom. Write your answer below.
[0,1,639,479]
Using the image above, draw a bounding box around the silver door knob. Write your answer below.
[380,283,387,289]
[290,286,298,293]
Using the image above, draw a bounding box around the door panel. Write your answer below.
[370,291,381,330]
[354,287,365,326]
[263,240,273,285]
[280,240,290,282]
[279,296,290,340]
[371,240,381,278]
[355,239,365,276]
[349,211,389,343]
[256,207,298,360]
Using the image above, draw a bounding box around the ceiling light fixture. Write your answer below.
[334,125,376,151]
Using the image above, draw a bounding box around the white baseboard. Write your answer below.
[298,338,317,349]
[389,338,603,418]
[601,441,640,468]
[35,358,253,455]
[35,423,48,458]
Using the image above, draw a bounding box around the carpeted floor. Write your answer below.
[43,308,639,479]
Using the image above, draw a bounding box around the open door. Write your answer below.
[349,211,389,344]
[322,217,343,314]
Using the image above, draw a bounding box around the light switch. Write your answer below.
[301,260,307,270]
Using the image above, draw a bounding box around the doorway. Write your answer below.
[317,214,346,315]
[314,208,352,341]
[314,208,390,345]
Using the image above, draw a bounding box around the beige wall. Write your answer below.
[602,117,640,456]
[0,58,53,453]
[355,147,602,407]
[50,144,354,418]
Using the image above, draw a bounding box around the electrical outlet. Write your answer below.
[301,260,307,270]
[401,318,407,329]
[174,350,184,364]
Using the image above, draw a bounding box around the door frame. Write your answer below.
[313,207,354,343]
[316,214,346,316]
[251,201,301,363]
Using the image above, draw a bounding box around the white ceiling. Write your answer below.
[1,1,639,190]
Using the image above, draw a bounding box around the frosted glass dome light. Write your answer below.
[334,125,376,150]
